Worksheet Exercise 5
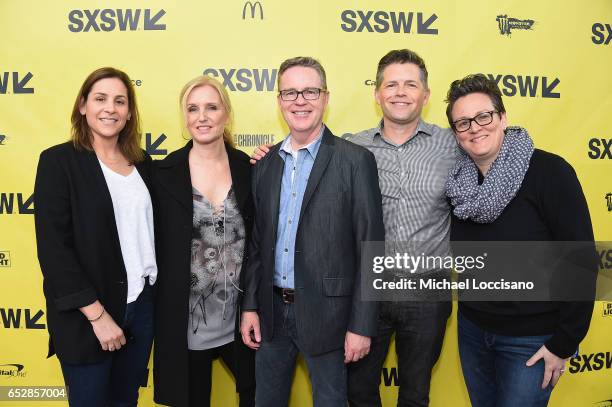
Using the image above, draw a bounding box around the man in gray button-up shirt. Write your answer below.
[346,50,455,407]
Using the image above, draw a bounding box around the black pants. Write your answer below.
[348,301,452,407]
[188,341,255,407]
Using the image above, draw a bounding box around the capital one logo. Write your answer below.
[203,68,277,92]
[496,15,535,36]
[0,72,34,94]
[68,9,166,32]
[242,1,263,20]
[0,364,26,378]
[341,10,438,34]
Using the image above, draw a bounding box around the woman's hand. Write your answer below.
[80,301,126,351]
[526,345,568,389]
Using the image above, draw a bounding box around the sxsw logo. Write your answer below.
[146,132,168,156]
[0,252,10,267]
[604,302,612,317]
[0,72,34,94]
[0,193,34,215]
[595,400,612,407]
[381,367,399,386]
[0,134,6,145]
[242,1,263,20]
[203,68,277,92]
[569,351,612,373]
[607,193,612,212]
[486,74,560,98]
[68,9,166,32]
[0,308,45,329]
[0,364,26,378]
[496,15,535,36]
[599,248,612,270]
[340,10,438,34]
[588,138,612,159]
[592,23,612,45]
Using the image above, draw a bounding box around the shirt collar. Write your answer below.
[279,124,325,159]
[369,118,434,143]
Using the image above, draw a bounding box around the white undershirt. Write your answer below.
[98,159,157,303]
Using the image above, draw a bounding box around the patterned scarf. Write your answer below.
[445,126,534,223]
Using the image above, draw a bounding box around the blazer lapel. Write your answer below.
[156,142,193,212]
[227,145,250,214]
[298,128,334,224]
[261,146,284,242]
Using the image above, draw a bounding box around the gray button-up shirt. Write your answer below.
[347,120,457,264]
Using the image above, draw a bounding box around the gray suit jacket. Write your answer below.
[243,126,384,356]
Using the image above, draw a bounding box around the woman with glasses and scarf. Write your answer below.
[445,74,595,407]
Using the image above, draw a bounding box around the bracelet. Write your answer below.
[88,308,105,322]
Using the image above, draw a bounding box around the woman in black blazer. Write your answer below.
[34,67,157,407]
[152,75,255,407]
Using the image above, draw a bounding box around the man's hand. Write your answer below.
[249,144,272,165]
[240,311,262,350]
[526,345,568,389]
[344,331,371,363]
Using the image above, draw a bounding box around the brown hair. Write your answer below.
[179,75,235,147]
[445,74,506,128]
[70,67,143,163]
[376,49,428,90]
[277,56,327,90]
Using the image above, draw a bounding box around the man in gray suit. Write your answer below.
[240,56,384,407]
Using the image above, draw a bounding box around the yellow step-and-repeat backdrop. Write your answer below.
[1,0,611,405]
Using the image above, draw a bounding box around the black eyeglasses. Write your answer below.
[452,111,499,132]
[278,88,326,101]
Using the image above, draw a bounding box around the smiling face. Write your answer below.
[451,92,507,166]
[277,66,328,140]
[79,77,130,142]
[185,85,229,146]
[375,62,430,127]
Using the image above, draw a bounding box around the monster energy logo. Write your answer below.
[606,193,612,212]
[496,15,535,36]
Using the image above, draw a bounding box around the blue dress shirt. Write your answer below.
[274,126,324,288]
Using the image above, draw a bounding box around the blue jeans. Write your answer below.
[255,291,347,407]
[60,283,154,407]
[458,311,553,407]
[348,301,451,407]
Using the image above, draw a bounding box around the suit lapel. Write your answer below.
[156,142,193,212]
[298,128,334,224]
[227,145,250,214]
[261,146,284,242]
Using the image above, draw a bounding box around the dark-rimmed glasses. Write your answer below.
[452,111,499,132]
[278,88,326,101]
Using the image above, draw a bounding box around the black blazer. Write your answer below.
[34,142,154,364]
[152,141,255,407]
[243,127,384,356]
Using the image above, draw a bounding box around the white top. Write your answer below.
[99,159,157,303]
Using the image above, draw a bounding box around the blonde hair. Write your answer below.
[179,75,234,147]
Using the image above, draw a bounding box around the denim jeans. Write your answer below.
[255,291,347,407]
[60,283,154,407]
[458,311,554,407]
[348,301,451,407]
